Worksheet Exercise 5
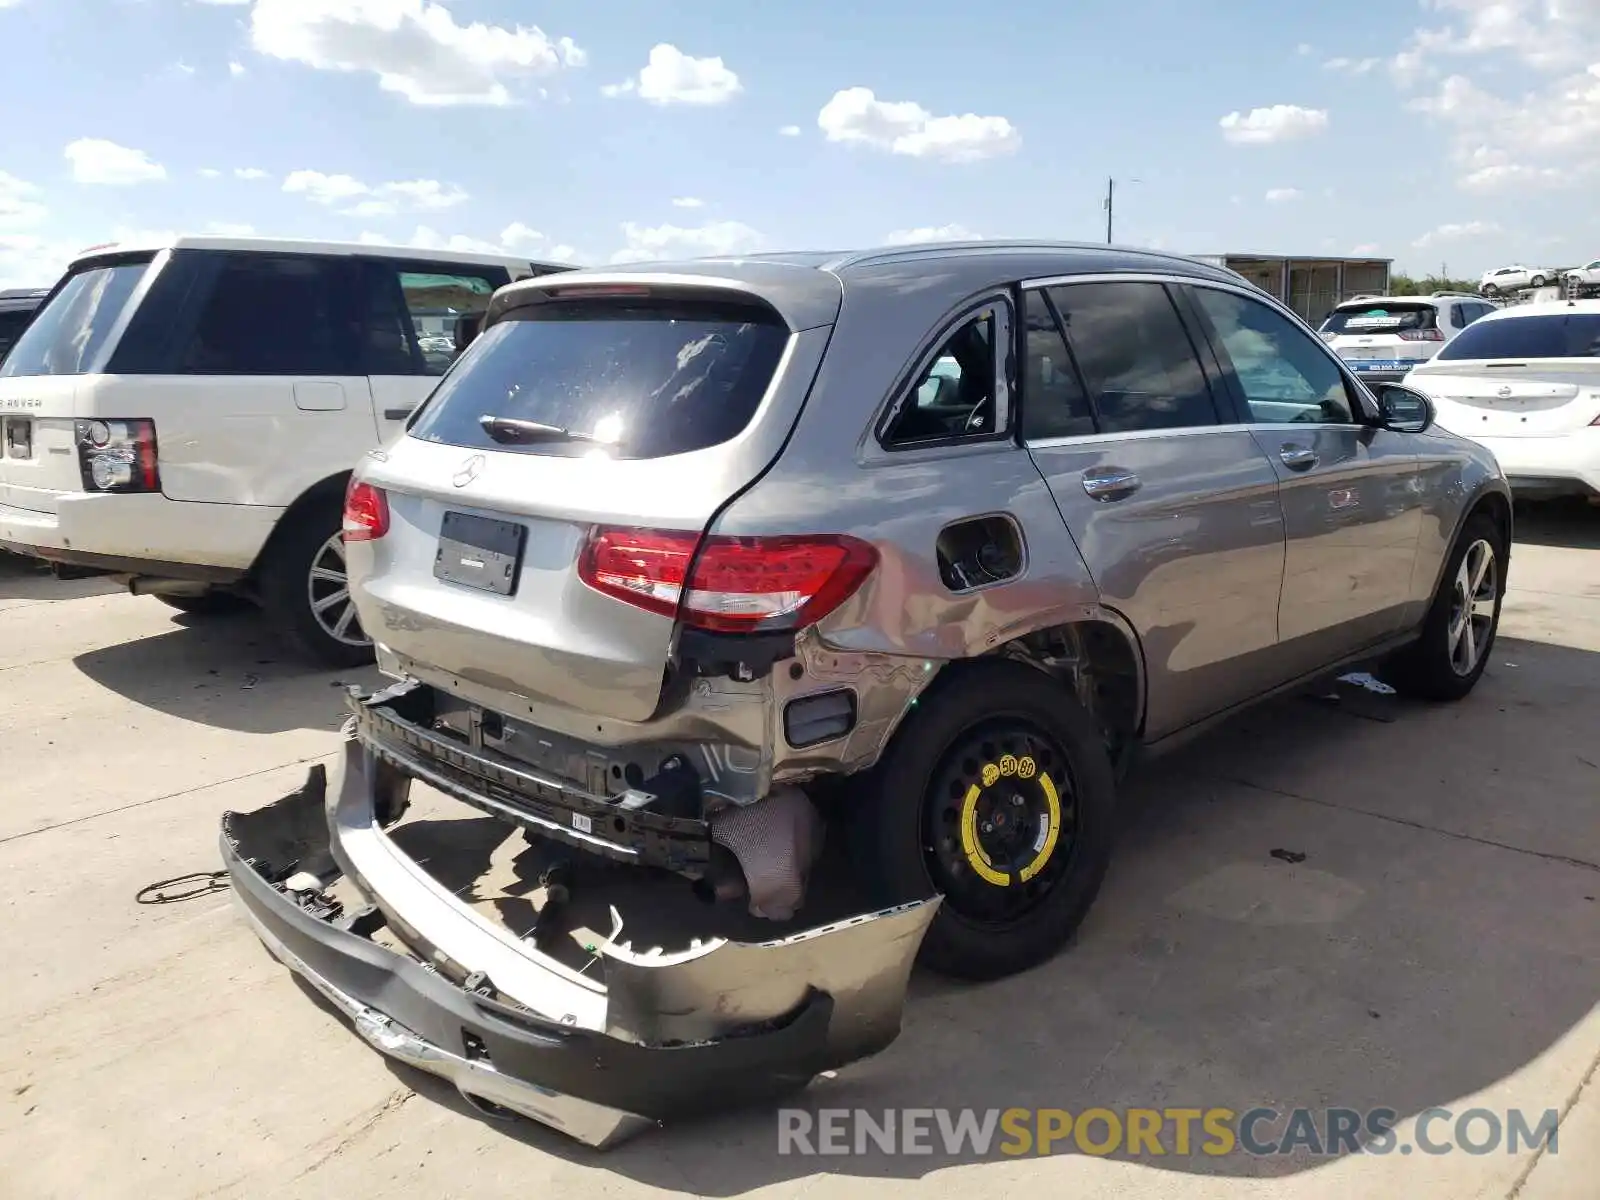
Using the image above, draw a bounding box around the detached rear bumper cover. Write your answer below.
[220,738,938,1149]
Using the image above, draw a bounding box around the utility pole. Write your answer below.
[1105,177,1114,244]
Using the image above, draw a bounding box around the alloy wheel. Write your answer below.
[306,534,370,648]
[1447,538,1497,677]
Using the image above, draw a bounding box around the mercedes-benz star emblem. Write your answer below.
[1496,385,1513,397]
[452,454,486,487]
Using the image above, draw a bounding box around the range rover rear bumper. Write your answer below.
[220,736,939,1149]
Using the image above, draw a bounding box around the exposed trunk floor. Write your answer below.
[372,783,877,978]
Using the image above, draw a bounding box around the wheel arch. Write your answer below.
[901,612,1147,771]
[1425,482,1513,606]
[247,471,351,582]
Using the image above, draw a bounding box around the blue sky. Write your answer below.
[3,0,1599,286]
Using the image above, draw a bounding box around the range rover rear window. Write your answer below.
[408,297,790,459]
[0,254,154,378]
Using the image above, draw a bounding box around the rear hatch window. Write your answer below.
[0,255,154,378]
[1436,312,1600,360]
[1320,303,1438,336]
[408,296,791,460]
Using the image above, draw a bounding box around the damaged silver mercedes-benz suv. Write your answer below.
[222,241,1512,1147]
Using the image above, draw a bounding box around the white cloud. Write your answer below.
[0,172,47,226]
[1264,187,1304,203]
[778,124,801,137]
[1391,4,1600,193]
[357,222,575,261]
[1412,220,1502,248]
[234,167,270,181]
[1295,42,1314,56]
[283,169,467,214]
[671,196,704,209]
[198,167,222,179]
[883,223,983,245]
[205,222,257,237]
[1324,56,1381,74]
[64,138,167,185]
[0,235,71,289]
[817,87,1020,163]
[602,44,741,105]
[609,219,765,264]
[249,0,583,107]
[1351,243,1382,255]
[229,60,247,76]
[1218,104,1329,145]
[498,221,543,250]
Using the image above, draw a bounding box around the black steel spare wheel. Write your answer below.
[923,721,1077,923]
[850,659,1117,981]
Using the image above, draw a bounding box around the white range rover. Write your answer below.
[0,235,575,665]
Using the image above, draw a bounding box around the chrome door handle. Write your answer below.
[1081,467,1141,501]
[1279,445,1319,471]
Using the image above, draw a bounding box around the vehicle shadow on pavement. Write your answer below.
[1513,498,1600,550]
[348,635,1600,1189]
[70,608,378,735]
[0,552,122,602]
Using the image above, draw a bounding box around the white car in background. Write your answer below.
[1317,293,1495,386]
[1479,264,1554,297]
[1405,300,1600,501]
[1562,259,1600,294]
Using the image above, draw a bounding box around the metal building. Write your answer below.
[1188,254,1393,325]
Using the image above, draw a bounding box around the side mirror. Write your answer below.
[1375,384,1434,434]
[453,312,485,355]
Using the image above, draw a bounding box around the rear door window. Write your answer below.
[1320,303,1439,335]
[1436,313,1600,360]
[0,257,152,378]
[408,296,790,459]
[360,261,511,376]
[167,253,359,376]
[1047,281,1221,432]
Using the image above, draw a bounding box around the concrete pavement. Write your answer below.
[0,501,1596,1200]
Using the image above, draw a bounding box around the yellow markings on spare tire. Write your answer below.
[959,758,1061,887]
[1020,771,1062,883]
[959,784,1009,886]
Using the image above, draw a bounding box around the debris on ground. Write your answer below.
[1269,848,1308,864]
[1338,671,1396,696]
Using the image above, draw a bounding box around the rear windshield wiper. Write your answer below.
[478,415,607,445]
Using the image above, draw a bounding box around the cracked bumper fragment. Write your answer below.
[220,736,939,1149]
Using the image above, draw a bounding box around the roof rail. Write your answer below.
[1430,290,1480,299]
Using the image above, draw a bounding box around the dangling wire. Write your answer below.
[135,871,232,905]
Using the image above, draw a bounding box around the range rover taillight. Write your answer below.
[342,479,390,542]
[577,526,878,634]
[74,419,159,493]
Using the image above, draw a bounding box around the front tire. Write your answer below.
[259,506,375,670]
[1531,275,1547,289]
[849,660,1117,981]
[1389,510,1505,701]
[1483,284,1500,298]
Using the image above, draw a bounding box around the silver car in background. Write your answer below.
[222,241,1512,1147]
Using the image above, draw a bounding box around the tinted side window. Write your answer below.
[1020,289,1095,440]
[882,309,1001,445]
[365,262,510,376]
[1047,281,1219,433]
[1191,287,1356,425]
[175,254,357,376]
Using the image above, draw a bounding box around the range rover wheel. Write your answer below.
[1388,510,1505,701]
[155,590,253,617]
[260,506,375,670]
[851,660,1117,981]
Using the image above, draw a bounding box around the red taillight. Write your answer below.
[1399,328,1445,342]
[75,418,159,494]
[342,479,390,542]
[578,526,878,634]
